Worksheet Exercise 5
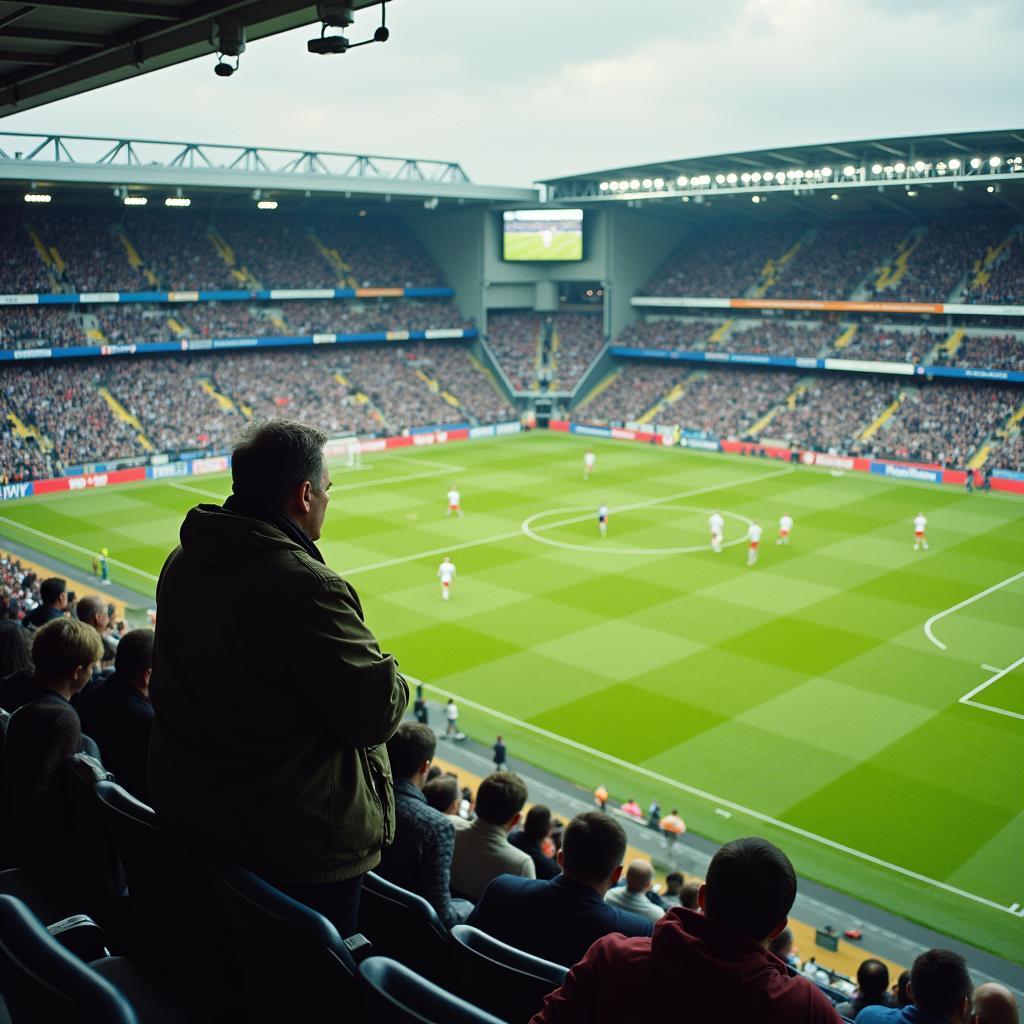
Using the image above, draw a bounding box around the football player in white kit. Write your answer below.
[913,512,929,551]
[446,485,463,517]
[598,503,609,538]
[746,520,762,566]
[709,509,724,553]
[776,513,793,546]
[584,450,596,480]
[437,556,456,600]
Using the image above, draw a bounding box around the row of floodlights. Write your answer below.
[22,194,280,210]
[598,155,1024,193]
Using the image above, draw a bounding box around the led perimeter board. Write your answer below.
[503,208,584,262]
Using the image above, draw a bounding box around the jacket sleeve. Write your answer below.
[290,572,409,748]
[530,939,605,1024]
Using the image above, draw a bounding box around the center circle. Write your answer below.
[521,504,754,555]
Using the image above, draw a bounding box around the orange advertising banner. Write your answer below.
[729,298,945,314]
[356,287,405,298]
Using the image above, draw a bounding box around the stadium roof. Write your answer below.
[0,1,384,117]
[540,130,1024,219]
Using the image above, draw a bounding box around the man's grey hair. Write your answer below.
[231,420,328,507]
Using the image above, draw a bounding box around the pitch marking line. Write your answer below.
[342,465,794,577]
[924,568,1024,650]
[0,515,159,583]
[412,676,1018,917]
[959,655,1024,721]
[170,482,227,500]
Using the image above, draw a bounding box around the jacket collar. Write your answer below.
[395,779,426,803]
[552,875,605,904]
[222,494,325,564]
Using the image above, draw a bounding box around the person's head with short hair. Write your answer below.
[624,859,654,894]
[425,765,443,783]
[231,420,330,540]
[0,619,31,677]
[523,804,553,843]
[31,617,103,699]
[474,772,528,830]
[422,775,460,815]
[39,577,67,610]
[680,880,700,910]
[559,811,627,895]
[114,628,155,694]
[972,982,1019,1024]
[75,594,109,634]
[909,949,972,1023]
[699,837,797,944]
[768,926,794,960]
[665,871,684,896]
[385,723,436,787]
[857,959,891,1002]
[895,970,912,1008]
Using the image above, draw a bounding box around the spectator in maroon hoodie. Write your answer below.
[531,836,840,1024]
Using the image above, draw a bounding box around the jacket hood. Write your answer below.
[650,908,787,995]
[178,503,301,568]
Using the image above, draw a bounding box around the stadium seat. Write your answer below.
[357,956,506,1024]
[0,894,193,1024]
[357,872,453,988]
[205,859,360,1024]
[449,924,567,1023]
[91,779,240,1017]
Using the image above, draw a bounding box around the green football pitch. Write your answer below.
[1,431,1022,961]
[504,231,582,261]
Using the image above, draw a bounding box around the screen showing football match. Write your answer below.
[503,208,584,261]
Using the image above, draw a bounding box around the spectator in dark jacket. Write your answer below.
[856,949,973,1024]
[23,577,67,630]
[835,958,893,1019]
[509,805,560,880]
[468,811,651,968]
[530,836,841,1024]
[78,629,154,803]
[377,722,472,927]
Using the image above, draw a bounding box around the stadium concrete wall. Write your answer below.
[406,208,486,325]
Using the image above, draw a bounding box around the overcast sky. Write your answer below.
[2,0,1023,186]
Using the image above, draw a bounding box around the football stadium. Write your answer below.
[0,3,1022,1020]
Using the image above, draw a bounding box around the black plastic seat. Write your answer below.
[357,956,505,1024]
[449,924,567,1023]
[205,859,360,1024]
[92,779,240,1018]
[357,872,452,988]
[0,894,194,1024]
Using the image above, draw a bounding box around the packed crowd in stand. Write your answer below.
[0,343,510,479]
[724,319,838,357]
[869,216,1011,303]
[943,333,1024,372]
[963,231,1024,305]
[550,314,604,390]
[768,220,906,300]
[0,209,447,294]
[277,298,471,335]
[671,368,794,438]
[578,362,689,424]
[873,382,1019,467]
[643,223,805,297]
[0,306,84,348]
[613,318,719,351]
[766,377,896,452]
[0,553,42,622]
[487,313,541,390]
[842,326,942,364]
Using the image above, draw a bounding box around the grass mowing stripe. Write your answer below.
[924,569,1024,650]
[412,675,1018,917]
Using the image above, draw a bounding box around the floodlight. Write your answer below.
[821,167,832,177]
[948,158,961,170]
[257,200,278,210]
[989,156,1002,167]
[751,172,761,183]
[914,161,926,172]
[653,178,664,189]
[641,178,652,189]
[714,174,726,185]
[830,193,839,201]
[894,162,906,173]
[843,165,856,177]
[677,175,688,186]
[871,164,882,174]
[123,196,148,206]
[751,195,761,204]
[599,181,608,191]
[906,190,918,197]
[987,185,996,193]
[883,165,894,175]
[970,157,982,168]
[629,179,640,190]
[24,193,52,203]
[726,173,737,184]
[165,196,191,207]
[763,171,774,182]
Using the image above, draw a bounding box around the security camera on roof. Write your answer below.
[308,34,350,55]
[308,0,389,55]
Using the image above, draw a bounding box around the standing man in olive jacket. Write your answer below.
[149,420,409,935]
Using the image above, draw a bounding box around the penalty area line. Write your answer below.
[412,677,1019,917]
[923,569,1024,650]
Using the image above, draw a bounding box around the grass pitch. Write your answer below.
[503,231,582,261]
[1,432,1022,960]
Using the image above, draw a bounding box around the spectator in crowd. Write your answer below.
[0,618,32,679]
[768,925,800,969]
[422,774,460,815]
[468,811,652,968]
[971,983,1019,1024]
[458,785,475,821]
[74,594,115,694]
[488,313,543,391]
[492,734,507,771]
[605,859,666,924]
[509,804,561,880]
[531,836,841,1024]
[76,629,155,803]
[23,577,67,630]
[856,949,973,1024]
[2,618,103,873]
[148,419,408,936]
[659,870,684,907]
[678,879,701,910]
[377,722,473,927]
[451,771,535,900]
[894,971,912,1008]
[836,959,893,1019]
